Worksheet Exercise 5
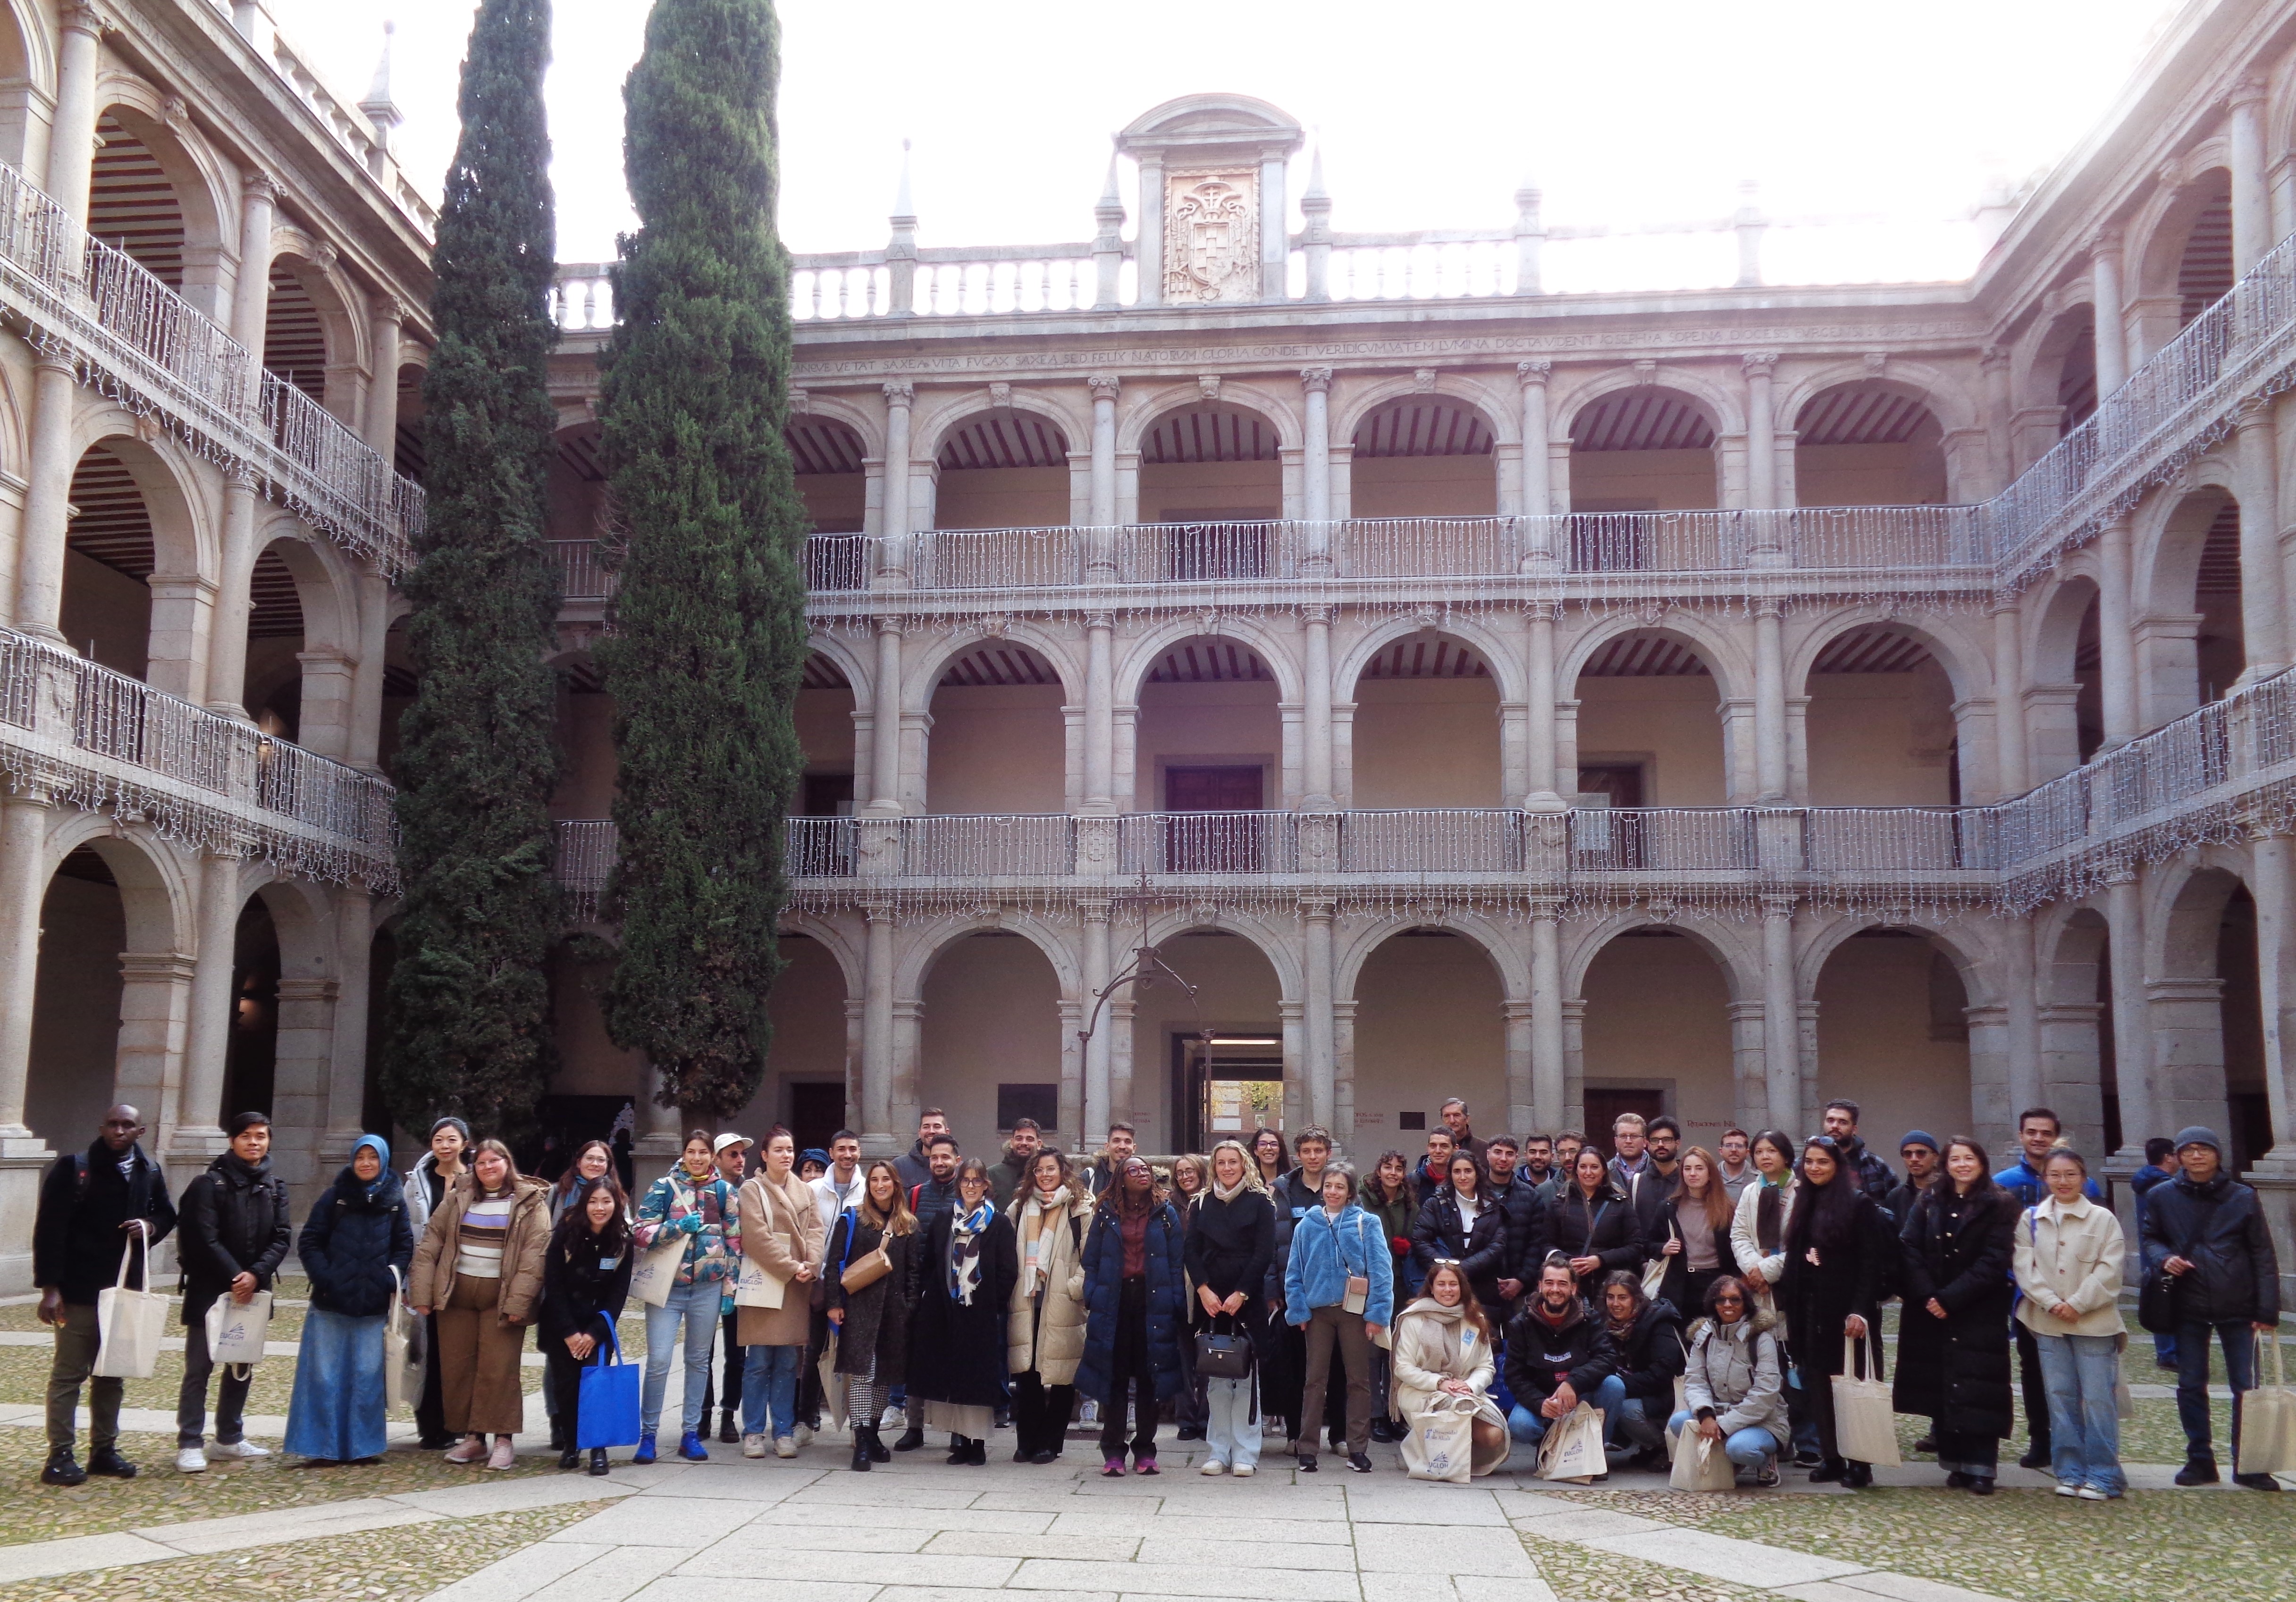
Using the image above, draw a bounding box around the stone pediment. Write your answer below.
[1116,93,1305,161]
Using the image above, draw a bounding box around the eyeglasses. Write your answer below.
[1712,1295,1745,1306]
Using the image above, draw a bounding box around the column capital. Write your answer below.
[2246,817,2288,844]
[1741,351,1779,377]
[3,779,55,808]
[1987,591,2021,618]
[1523,599,1559,624]
[1301,603,1332,625]
[2235,393,2276,433]
[1299,366,1333,394]
[1528,894,1564,922]
[1759,892,1797,919]
[1079,896,1113,923]
[1298,895,1336,921]
[1087,373,1121,403]
[1979,343,2010,371]
[1083,610,1114,631]
[369,293,412,326]
[874,613,907,638]
[1515,359,1552,385]
[242,168,280,206]
[1754,596,1783,619]
[2088,224,2123,255]
[2228,75,2270,114]
[881,378,915,406]
[62,2,110,38]
[860,897,896,923]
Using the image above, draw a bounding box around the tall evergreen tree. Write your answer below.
[382,0,563,1133]
[597,0,807,1120]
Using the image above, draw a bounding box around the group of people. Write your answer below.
[26,1095,2282,1498]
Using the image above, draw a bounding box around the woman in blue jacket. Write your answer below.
[1076,1156,1186,1475]
[285,1135,413,1464]
[1284,1164,1394,1473]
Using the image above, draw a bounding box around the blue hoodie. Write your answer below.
[1284,1199,1395,1327]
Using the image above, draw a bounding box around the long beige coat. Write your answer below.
[408,1176,551,1324]
[737,1170,825,1347]
[1007,1188,1094,1385]
[1388,1296,1510,1480]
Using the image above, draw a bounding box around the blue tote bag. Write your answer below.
[575,1318,642,1450]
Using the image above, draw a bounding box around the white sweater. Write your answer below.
[2012,1194,2126,1337]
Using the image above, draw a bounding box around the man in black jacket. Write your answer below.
[892,1108,950,1191]
[1482,1136,1547,1308]
[174,1112,292,1472]
[2143,1126,2283,1489]
[33,1104,176,1485]
[1503,1257,1623,1459]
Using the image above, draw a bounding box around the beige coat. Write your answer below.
[408,1176,552,1324]
[2012,1194,2127,1337]
[1388,1296,1509,1480]
[738,1170,826,1347]
[1007,1187,1094,1385]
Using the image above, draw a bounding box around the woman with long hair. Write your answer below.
[1657,1145,1736,1314]
[1546,1146,1642,1294]
[630,1130,738,1464]
[1250,1127,1291,1189]
[1730,1131,1800,1309]
[1006,1148,1094,1464]
[1894,1136,2018,1494]
[1597,1269,1685,1469]
[408,1138,551,1470]
[1388,1259,1509,1480]
[1167,1153,1211,1441]
[907,1156,1018,1465]
[284,1134,412,1466]
[1411,1149,1509,1328]
[1778,1136,1890,1487]
[538,1174,633,1475]
[1078,1155,1187,1475]
[1184,1139,1276,1476]
[549,1141,617,1225]
[1362,1150,1420,1442]
[737,1127,824,1459]
[829,1160,918,1471]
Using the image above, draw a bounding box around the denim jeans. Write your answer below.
[2034,1329,2124,1495]
[176,1309,252,1447]
[1509,1373,1625,1443]
[1203,1375,1261,1470]
[2175,1319,2259,1465]
[642,1280,721,1436]
[1666,1407,1776,1469]
[741,1343,804,1440]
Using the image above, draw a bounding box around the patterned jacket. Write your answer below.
[633,1166,740,1289]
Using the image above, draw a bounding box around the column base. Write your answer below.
[164,1126,228,1162]
[0,1126,54,1161]
[859,1132,900,1159]
[0,1153,53,1293]
[12,622,66,648]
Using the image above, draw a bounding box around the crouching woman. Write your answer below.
[1667,1274,1789,1487]
[1388,1259,1509,1480]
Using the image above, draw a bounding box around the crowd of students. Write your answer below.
[25,1095,2283,1496]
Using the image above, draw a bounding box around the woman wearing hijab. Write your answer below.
[906,1156,1018,1464]
[830,1160,920,1471]
[1777,1135,1890,1487]
[1006,1149,1095,1464]
[539,1174,634,1475]
[1184,1139,1276,1476]
[284,1135,412,1465]
[1078,1155,1186,1475]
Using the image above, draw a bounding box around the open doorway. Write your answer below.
[1173,1032,1282,1154]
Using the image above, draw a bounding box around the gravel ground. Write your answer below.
[0,1496,607,1602]
[1583,1485,2296,1602]
[0,1428,555,1547]
[1519,1531,1762,1602]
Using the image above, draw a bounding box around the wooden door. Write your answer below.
[1163,765,1264,871]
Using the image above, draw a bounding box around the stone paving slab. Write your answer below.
[1129,1533,1361,1570]
[1578,1527,1871,1588]
[1506,1505,1672,1539]
[1354,1521,1543,1577]
[1007,1559,1362,1601]
[0,1531,179,1584]
[149,1498,442,1553]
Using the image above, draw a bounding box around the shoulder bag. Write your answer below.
[2136,1207,2198,1336]
[1195,1309,1255,1380]
[840,1212,893,1292]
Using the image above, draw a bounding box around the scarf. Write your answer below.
[1018,1185,1070,1297]
[1211,1174,1251,1202]
[1756,1174,1791,1252]
[352,1134,392,1203]
[948,1197,995,1305]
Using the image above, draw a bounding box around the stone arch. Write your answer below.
[88,85,231,305]
[1138,906,1304,1000]
[0,0,52,95]
[914,388,1088,468]
[2131,164,2235,322]
[58,425,214,691]
[1570,913,1754,1139]
[1796,912,1995,1009]
[902,620,1083,708]
[1331,374,1516,449]
[1342,386,1510,520]
[913,629,1076,814]
[1564,912,1757,1003]
[1337,614,1524,704]
[1118,612,1303,705]
[792,394,885,462]
[787,410,871,543]
[777,908,865,997]
[38,814,193,955]
[804,628,873,705]
[1773,361,1978,442]
[241,523,358,753]
[2146,850,2259,1158]
[1790,607,1988,705]
[264,230,369,422]
[1792,610,1986,805]
[1116,381,1302,457]
[2026,565,2103,774]
[1335,911,1525,1001]
[1785,377,1953,507]
[1559,613,1747,704]
[1344,920,1514,1150]
[2135,478,2244,717]
[1337,621,1510,808]
[921,399,1079,532]
[1557,366,1744,439]
[1804,914,1986,1156]
[898,908,1083,1002]
[2017,301,2098,436]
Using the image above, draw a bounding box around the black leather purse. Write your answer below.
[1195,1313,1254,1380]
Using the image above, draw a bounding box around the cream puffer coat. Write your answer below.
[2012,1193,2127,1337]
[408,1175,551,1324]
[1007,1186,1094,1385]
[737,1170,825,1348]
[1388,1295,1510,1479]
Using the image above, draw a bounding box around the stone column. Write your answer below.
[2091,230,2128,395]
[1083,612,1114,814]
[171,848,244,1160]
[10,357,85,643]
[1753,600,1787,802]
[203,466,262,719]
[859,901,895,1155]
[2229,78,2272,275]
[2234,397,2288,681]
[2249,830,2296,1166]
[1991,596,2028,795]
[345,570,391,772]
[1302,606,1334,808]
[1302,368,1333,571]
[1518,361,1555,565]
[1524,602,1560,803]
[878,381,914,585]
[45,3,105,226]
[2106,871,2155,1161]
[1529,899,1566,1133]
[229,172,278,365]
[1743,353,1779,510]
[2096,514,2137,746]
[362,296,405,459]
[865,617,902,814]
[322,887,373,1154]
[1761,895,1799,1131]
[1087,375,1119,578]
[1503,997,1535,1137]
[1082,897,1112,1144]
[2002,915,2042,1116]
[0,789,53,1150]
[1303,898,1335,1130]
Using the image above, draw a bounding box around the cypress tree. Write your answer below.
[381,0,563,1133]
[596,0,807,1120]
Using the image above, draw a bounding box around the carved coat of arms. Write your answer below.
[1166,175,1258,302]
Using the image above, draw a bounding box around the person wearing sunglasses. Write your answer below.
[1667,1274,1788,1486]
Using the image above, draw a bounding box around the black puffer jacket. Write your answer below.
[177,1152,291,1321]
[1410,1187,1509,1310]
[2142,1172,2281,1325]
[1606,1297,1687,1406]
[1489,1176,1549,1284]
[1892,1184,2017,1440]
[1546,1179,1645,1285]
[33,1141,176,1303]
[1502,1293,1618,1408]
[298,1164,414,1318]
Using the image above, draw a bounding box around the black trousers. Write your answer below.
[1099,1278,1157,1461]
[2013,1321,2051,1451]
[698,1308,742,1416]
[1012,1369,1076,1457]
[799,1303,830,1427]
[414,1312,446,1442]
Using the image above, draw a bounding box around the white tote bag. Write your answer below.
[384,1268,425,1410]
[1641,1222,1675,1302]
[1829,1334,1902,1467]
[1534,1401,1606,1482]
[2237,1330,2296,1477]
[204,1289,273,1370]
[93,1224,167,1380]
[733,1248,785,1310]
[1409,1392,1479,1484]
[629,1230,690,1309]
[1669,1425,1739,1492]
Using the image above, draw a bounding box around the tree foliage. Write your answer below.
[382,0,563,1134]
[597,0,808,1120]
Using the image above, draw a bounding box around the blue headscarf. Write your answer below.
[353,1134,392,1201]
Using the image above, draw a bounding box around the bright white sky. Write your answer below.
[276,0,2180,285]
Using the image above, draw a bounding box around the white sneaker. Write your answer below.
[176,1446,208,1473]
[793,1425,815,1447]
[1200,1459,1227,1476]
[743,1434,766,1459]
[2055,1484,2081,1497]
[209,1440,270,1459]
[1231,1463,1255,1477]
[882,1406,906,1430]
[2077,1486,2113,1501]
[774,1437,797,1459]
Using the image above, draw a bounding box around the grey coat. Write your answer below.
[1682,1308,1790,1448]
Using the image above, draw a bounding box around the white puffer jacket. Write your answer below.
[1682,1308,1790,1448]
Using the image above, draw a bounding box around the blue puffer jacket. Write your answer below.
[1074,1200,1187,1403]
[1284,1201,1395,1328]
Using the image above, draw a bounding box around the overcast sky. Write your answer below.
[278,0,2178,283]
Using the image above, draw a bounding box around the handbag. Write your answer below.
[2236,1328,2296,1476]
[840,1214,892,1292]
[204,1288,273,1373]
[93,1222,167,1380]
[1411,1392,1479,1484]
[1642,1221,1675,1301]
[1829,1333,1902,1466]
[1669,1424,1739,1491]
[384,1268,423,1410]
[1195,1312,1255,1380]
[574,1318,642,1450]
[1533,1400,1606,1482]
[629,1228,688,1309]
[2136,1212,2199,1335]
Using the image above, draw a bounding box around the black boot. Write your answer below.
[557,1447,580,1470]
[85,1446,137,1479]
[851,1431,873,1471]
[549,1419,569,1453]
[865,1425,891,1463]
[40,1449,85,1487]
[966,1436,988,1466]
[947,1434,970,1464]
[893,1423,925,1451]
[719,1409,739,1445]
[588,1447,609,1476]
